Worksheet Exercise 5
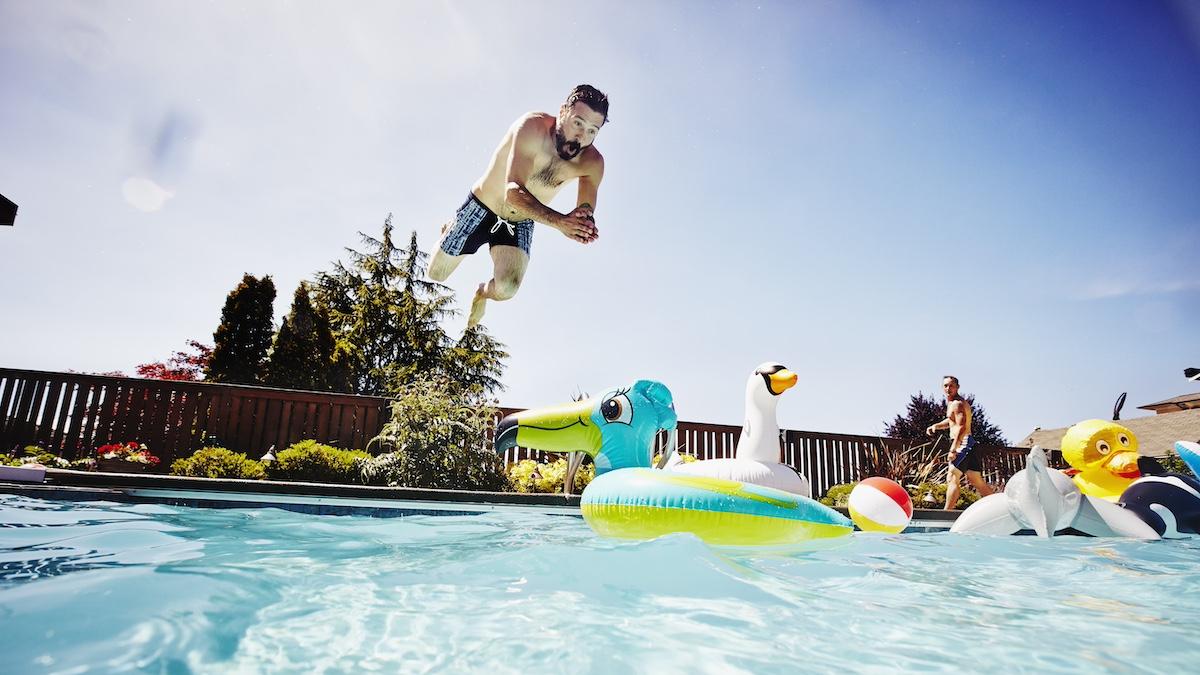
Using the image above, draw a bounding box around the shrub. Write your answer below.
[856,439,942,486]
[506,457,595,494]
[819,482,857,507]
[1158,451,1194,476]
[266,440,369,483]
[908,480,980,510]
[3,448,71,468]
[171,447,266,480]
[366,375,510,491]
[359,452,407,487]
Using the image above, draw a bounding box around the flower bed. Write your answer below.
[95,442,161,472]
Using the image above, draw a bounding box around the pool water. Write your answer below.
[1,494,1198,674]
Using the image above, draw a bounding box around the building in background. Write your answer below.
[1020,392,1200,458]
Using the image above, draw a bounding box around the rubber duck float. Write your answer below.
[668,362,812,496]
[494,379,852,545]
[1060,419,1143,500]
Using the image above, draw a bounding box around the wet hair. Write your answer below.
[564,84,609,123]
[943,375,960,386]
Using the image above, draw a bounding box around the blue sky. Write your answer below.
[2,1,1198,448]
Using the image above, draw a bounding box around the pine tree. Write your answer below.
[884,392,1008,447]
[263,282,336,390]
[205,274,277,384]
[443,326,509,398]
[312,215,507,396]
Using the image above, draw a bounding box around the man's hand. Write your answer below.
[946,451,957,463]
[556,206,598,244]
[925,425,936,437]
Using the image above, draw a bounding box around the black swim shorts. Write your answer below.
[439,192,533,256]
[952,436,984,473]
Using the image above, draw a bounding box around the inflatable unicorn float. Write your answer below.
[952,418,1200,539]
[494,364,851,545]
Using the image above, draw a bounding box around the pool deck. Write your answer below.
[1,469,962,532]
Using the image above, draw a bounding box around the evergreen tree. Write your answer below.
[884,391,1008,447]
[443,326,509,397]
[263,282,336,390]
[312,215,507,396]
[205,273,277,384]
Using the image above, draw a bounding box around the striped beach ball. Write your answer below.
[848,477,914,534]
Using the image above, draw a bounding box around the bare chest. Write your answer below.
[530,157,575,190]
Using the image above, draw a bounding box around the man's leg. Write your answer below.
[945,466,963,510]
[965,470,995,497]
[429,221,466,282]
[467,245,528,328]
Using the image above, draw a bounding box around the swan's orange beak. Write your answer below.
[768,369,798,395]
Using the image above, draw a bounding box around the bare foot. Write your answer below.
[467,284,487,328]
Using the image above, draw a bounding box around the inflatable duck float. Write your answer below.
[668,362,812,496]
[494,380,852,545]
[952,419,1200,539]
[1060,419,1142,500]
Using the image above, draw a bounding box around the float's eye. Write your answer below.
[1096,440,1111,456]
[600,393,633,425]
[1118,434,1130,446]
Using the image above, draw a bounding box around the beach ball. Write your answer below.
[848,477,914,534]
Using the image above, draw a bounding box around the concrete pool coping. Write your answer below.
[1,469,962,531]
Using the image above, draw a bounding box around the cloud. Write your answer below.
[121,177,174,213]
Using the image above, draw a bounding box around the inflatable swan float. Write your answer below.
[668,362,812,496]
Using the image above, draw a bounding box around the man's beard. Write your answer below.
[554,129,582,160]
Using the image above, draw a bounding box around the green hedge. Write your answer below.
[170,447,266,480]
[506,457,594,494]
[266,440,369,484]
[819,482,856,507]
[907,480,981,510]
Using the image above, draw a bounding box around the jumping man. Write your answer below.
[429,85,608,327]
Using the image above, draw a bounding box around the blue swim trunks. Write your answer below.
[952,435,983,473]
[440,192,533,257]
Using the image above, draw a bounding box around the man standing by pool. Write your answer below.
[926,375,995,509]
[428,85,607,327]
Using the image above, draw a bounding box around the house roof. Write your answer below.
[1017,408,1200,458]
[1138,391,1200,412]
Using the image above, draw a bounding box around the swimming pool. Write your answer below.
[2,493,1197,673]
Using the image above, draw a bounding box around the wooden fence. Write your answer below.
[1,367,1030,496]
[0,368,388,464]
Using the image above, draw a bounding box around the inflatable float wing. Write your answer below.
[1174,441,1200,478]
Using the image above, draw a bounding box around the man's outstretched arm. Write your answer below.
[575,154,604,219]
